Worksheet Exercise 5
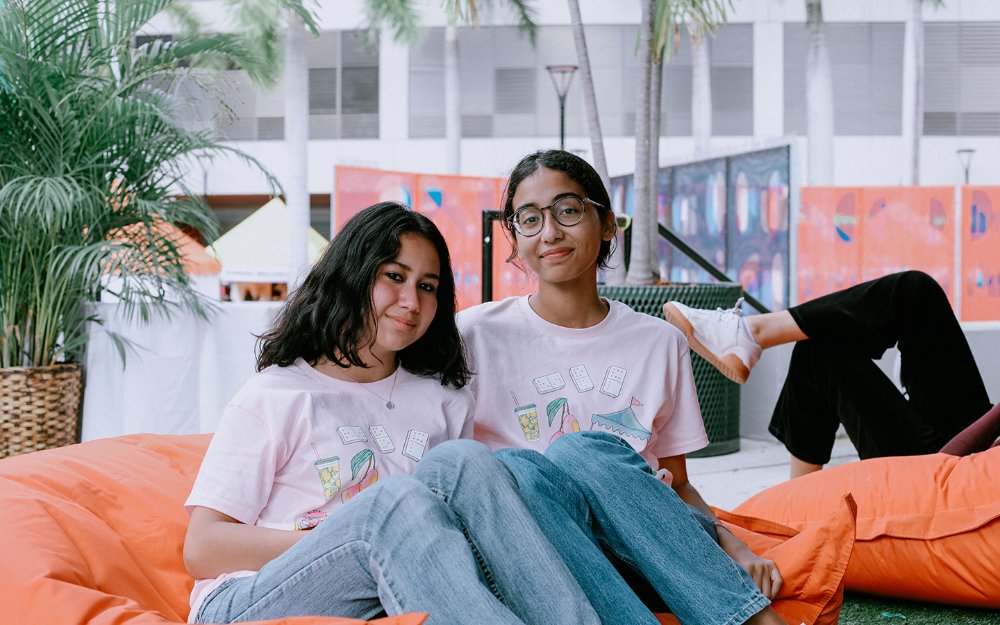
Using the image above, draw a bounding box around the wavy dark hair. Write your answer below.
[500,149,616,270]
[256,202,471,388]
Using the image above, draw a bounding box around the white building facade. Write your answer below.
[166,0,1000,230]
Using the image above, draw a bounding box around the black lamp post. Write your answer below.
[956,148,975,185]
[545,64,577,150]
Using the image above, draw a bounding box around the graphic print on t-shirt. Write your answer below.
[509,389,541,442]
[569,364,595,392]
[599,365,627,398]
[532,372,566,394]
[342,449,379,503]
[545,397,580,444]
[295,508,328,531]
[402,429,430,461]
[337,425,367,444]
[369,425,395,453]
[591,397,652,448]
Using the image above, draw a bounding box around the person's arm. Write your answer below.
[659,455,783,599]
[183,506,310,580]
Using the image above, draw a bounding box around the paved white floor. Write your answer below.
[687,435,860,510]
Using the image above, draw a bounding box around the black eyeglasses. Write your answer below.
[507,195,603,237]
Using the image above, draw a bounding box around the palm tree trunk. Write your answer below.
[567,0,624,284]
[626,0,655,285]
[444,21,461,174]
[566,0,608,188]
[901,0,924,185]
[805,0,834,185]
[284,12,310,289]
[649,57,664,281]
[692,32,712,156]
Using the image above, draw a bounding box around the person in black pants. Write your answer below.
[662,271,997,478]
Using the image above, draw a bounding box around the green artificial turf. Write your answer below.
[839,593,1000,625]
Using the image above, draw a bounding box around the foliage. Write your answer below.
[653,0,733,62]
[0,0,294,368]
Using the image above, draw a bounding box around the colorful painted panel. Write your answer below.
[859,187,954,301]
[334,166,507,310]
[797,188,862,303]
[414,175,503,310]
[333,166,415,232]
[798,186,956,307]
[961,187,1000,321]
[669,158,728,284]
[727,148,791,311]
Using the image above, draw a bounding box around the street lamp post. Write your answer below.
[545,64,577,151]
[956,148,975,185]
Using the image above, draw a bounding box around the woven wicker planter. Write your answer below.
[0,364,82,458]
[598,282,742,457]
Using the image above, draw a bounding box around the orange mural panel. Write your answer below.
[797,187,862,303]
[333,166,416,232]
[960,187,1000,321]
[491,218,535,302]
[414,175,504,310]
[858,187,955,304]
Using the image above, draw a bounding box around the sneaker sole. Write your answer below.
[661,302,751,385]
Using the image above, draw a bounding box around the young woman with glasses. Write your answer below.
[457,150,786,625]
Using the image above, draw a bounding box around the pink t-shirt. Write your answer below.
[184,358,474,619]
[457,296,708,468]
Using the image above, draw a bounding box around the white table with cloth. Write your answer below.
[81,301,283,440]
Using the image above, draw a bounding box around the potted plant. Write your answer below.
[0,0,302,456]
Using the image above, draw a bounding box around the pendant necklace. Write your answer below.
[347,367,399,410]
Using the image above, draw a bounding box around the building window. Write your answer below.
[408,23,753,139]
[173,30,378,141]
[925,22,1000,136]
[784,22,904,136]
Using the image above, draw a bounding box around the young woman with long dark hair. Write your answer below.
[183,202,600,625]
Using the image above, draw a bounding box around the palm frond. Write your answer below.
[0,0,291,367]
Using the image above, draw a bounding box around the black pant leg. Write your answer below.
[769,340,948,464]
[787,271,990,442]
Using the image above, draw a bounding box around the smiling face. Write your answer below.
[511,167,615,289]
[368,232,441,362]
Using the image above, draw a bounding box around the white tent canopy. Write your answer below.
[207,197,328,283]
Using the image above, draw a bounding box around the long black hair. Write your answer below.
[500,149,616,269]
[256,201,471,388]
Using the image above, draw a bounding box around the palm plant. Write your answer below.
[626,0,731,285]
[0,0,285,368]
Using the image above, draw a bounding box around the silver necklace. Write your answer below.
[347,367,399,409]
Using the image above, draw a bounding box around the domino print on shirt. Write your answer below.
[599,365,627,398]
[402,429,429,462]
[337,426,367,444]
[369,425,395,453]
[532,371,566,394]
[569,364,595,392]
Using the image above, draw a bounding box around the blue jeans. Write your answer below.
[195,440,600,625]
[498,432,770,625]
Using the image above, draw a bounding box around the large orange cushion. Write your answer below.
[654,495,857,625]
[0,434,425,625]
[734,448,1000,608]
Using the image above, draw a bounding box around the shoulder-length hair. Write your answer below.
[256,201,471,388]
[500,149,616,270]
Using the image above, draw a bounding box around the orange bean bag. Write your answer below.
[0,434,425,625]
[734,448,1000,608]
[0,433,856,625]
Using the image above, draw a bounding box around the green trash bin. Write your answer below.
[597,283,742,457]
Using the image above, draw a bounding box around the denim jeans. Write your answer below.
[195,440,600,625]
[499,432,769,625]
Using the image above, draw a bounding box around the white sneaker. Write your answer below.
[662,298,761,384]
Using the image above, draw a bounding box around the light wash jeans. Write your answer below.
[195,440,600,625]
[498,431,770,625]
